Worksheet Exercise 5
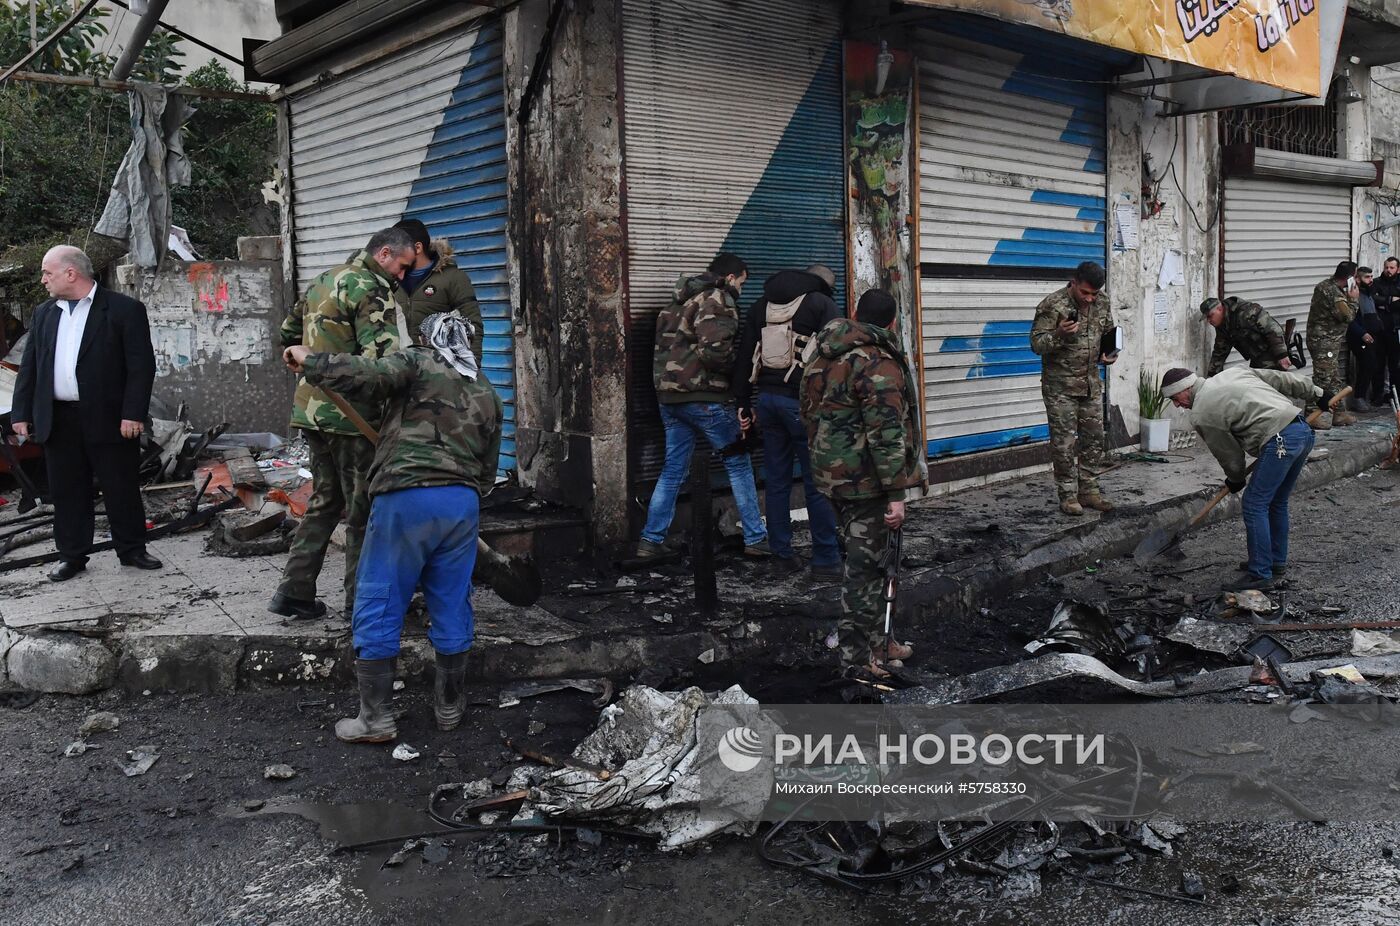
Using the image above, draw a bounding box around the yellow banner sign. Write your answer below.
[905,0,1324,96]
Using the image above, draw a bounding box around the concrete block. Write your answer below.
[116,636,243,694]
[237,236,281,261]
[7,633,118,694]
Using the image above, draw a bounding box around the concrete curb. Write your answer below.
[1,433,1390,696]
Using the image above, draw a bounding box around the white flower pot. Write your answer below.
[1141,417,1171,453]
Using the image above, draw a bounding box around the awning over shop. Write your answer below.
[900,0,1347,110]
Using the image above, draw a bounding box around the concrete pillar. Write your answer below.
[505,0,629,550]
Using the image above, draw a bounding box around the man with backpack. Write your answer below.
[732,264,843,578]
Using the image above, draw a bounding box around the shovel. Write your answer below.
[1132,385,1349,564]
[315,385,542,607]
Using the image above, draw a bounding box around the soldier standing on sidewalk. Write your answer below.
[1029,261,1118,516]
[1308,260,1359,428]
[268,228,414,620]
[803,289,926,677]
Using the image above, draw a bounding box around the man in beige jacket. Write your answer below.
[1160,366,1331,592]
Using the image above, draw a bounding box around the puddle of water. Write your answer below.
[228,796,430,846]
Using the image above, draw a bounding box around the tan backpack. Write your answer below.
[752,295,819,383]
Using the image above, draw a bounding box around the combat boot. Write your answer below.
[433,650,469,731]
[335,658,397,744]
[1059,497,1084,516]
[1078,493,1114,513]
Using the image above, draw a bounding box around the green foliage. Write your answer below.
[0,0,110,75]
[172,61,277,259]
[0,2,274,309]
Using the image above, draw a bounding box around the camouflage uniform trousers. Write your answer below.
[1042,385,1105,501]
[832,497,891,664]
[1307,335,1347,396]
[277,430,374,613]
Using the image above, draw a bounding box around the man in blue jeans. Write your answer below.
[1162,366,1333,591]
[637,254,769,559]
[733,264,843,577]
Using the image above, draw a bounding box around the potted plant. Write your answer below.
[1138,369,1171,453]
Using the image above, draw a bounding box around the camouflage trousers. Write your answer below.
[833,497,891,664]
[1307,335,1347,396]
[1042,386,1104,501]
[277,430,374,613]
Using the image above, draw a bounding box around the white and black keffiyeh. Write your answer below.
[420,312,479,380]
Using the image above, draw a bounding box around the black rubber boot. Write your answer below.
[335,658,397,743]
[434,651,469,731]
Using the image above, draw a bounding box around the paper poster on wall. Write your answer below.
[1158,250,1186,289]
[1114,202,1140,252]
[1153,291,1170,333]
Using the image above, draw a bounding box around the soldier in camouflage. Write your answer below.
[268,228,414,621]
[802,290,927,676]
[285,312,503,744]
[636,253,769,559]
[1030,261,1118,516]
[1202,297,1293,377]
[391,219,484,359]
[1308,260,1359,427]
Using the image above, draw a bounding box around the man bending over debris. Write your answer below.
[1161,366,1328,593]
[803,289,927,677]
[283,312,502,744]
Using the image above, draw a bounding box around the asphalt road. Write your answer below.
[4,475,1400,925]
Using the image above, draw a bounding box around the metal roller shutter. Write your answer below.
[621,0,847,487]
[288,20,515,471]
[1222,177,1353,365]
[916,17,1128,459]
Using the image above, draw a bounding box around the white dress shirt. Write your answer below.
[52,282,97,402]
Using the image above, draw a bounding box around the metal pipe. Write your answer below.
[110,0,172,81]
[4,69,270,102]
[0,0,100,86]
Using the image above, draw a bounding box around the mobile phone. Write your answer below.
[1347,276,1357,291]
[1066,309,1079,323]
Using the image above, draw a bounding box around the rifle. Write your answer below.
[1385,386,1400,470]
[878,528,903,643]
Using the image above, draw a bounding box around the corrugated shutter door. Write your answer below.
[921,278,1056,455]
[916,18,1121,458]
[288,20,515,471]
[621,0,847,486]
[1222,178,1353,358]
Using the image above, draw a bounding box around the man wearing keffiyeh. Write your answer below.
[283,311,503,743]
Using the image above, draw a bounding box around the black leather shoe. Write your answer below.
[267,591,328,620]
[49,561,86,582]
[119,551,163,570]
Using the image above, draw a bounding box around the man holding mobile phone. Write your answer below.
[1030,261,1117,516]
[1307,260,1359,428]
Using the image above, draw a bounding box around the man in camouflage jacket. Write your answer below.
[1203,297,1292,377]
[285,312,502,744]
[391,219,484,359]
[636,253,769,558]
[1308,260,1359,427]
[269,228,414,621]
[802,290,926,674]
[1029,261,1118,516]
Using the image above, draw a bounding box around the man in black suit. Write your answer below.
[10,245,161,581]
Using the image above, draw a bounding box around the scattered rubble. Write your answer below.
[121,746,160,777]
[263,764,296,781]
[392,744,421,763]
[79,711,121,736]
